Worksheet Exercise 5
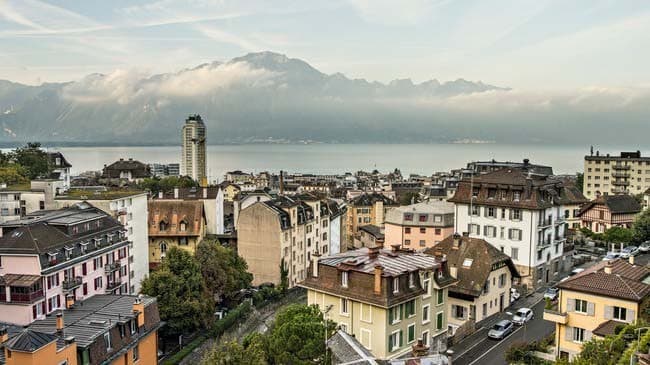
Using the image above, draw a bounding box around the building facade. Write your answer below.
[0,203,131,326]
[577,194,642,233]
[384,201,455,250]
[544,259,650,360]
[101,158,151,183]
[300,246,457,360]
[47,152,72,192]
[583,150,650,200]
[449,166,574,290]
[181,114,207,184]
[346,193,398,248]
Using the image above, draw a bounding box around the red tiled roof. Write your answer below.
[558,259,650,301]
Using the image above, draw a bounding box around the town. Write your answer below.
[0,115,648,365]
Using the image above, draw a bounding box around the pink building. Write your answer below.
[384,200,455,250]
[0,202,130,326]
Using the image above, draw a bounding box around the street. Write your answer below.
[451,297,554,365]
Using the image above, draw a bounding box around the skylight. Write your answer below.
[462,258,473,268]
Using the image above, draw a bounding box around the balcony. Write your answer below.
[564,242,575,252]
[612,164,631,170]
[613,187,629,194]
[9,289,45,304]
[104,262,120,273]
[612,180,630,186]
[543,309,567,324]
[105,281,121,292]
[62,277,82,291]
[612,172,630,178]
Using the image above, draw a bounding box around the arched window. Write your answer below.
[179,221,187,232]
[160,241,168,254]
[159,221,168,231]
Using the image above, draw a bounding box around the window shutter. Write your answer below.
[565,326,573,340]
[585,330,592,341]
[628,309,635,323]
[389,307,393,323]
[388,334,393,351]
[47,277,51,289]
[566,298,574,312]
[72,267,75,277]
[33,305,37,319]
[399,330,403,347]
[604,306,612,319]
[82,263,87,275]
[41,302,45,313]
[587,302,595,316]
[399,304,404,320]
[93,259,97,271]
[509,210,513,220]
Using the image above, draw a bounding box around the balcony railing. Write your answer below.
[543,309,567,324]
[613,187,629,194]
[105,281,121,292]
[105,262,120,273]
[612,180,630,186]
[612,172,630,178]
[612,164,631,170]
[62,277,82,291]
[9,289,45,303]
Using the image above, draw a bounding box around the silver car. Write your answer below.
[488,320,514,340]
[512,308,534,325]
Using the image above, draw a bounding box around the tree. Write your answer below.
[603,226,633,245]
[576,172,584,192]
[633,209,650,243]
[11,142,51,180]
[399,192,419,205]
[279,258,289,294]
[140,247,214,335]
[200,339,268,365]
[268,304,336,365]
[137,176,198,194]
[195,240,252,303]
[0,165,28,186]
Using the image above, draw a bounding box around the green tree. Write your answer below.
[200,339,268,365]
[576,172,584,192]
[633,209,650,243]
[0,165,28,185]
[138,176,198,194]
[268,304,336,365]
[399,192,420,205]
[140,247,214,335]
[603,226,633,244]
[279,258,289,294]
[195,239,252,303]
[11,142,51,180]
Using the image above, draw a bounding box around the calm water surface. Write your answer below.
[48,144,645,182]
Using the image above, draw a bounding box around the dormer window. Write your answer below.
[393,277,400,294]
[179,221,187,232]
[159,221,168,231]
[341,271,348,288]
[409,273,415,288]
[48,252,58,265]
[94,238,102,247]
[404,213,413,221]
[80,242,89,254]
[64,246,74,260]
[513,191,521,201]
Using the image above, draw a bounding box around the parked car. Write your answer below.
[488,320,514,340]
[510,288,521,302]
[512,308,534,325]
[569,268,585,276]
[602,252,621,261]
[639,242,650,252]
[620,246,639,258]
[544,287,559,301]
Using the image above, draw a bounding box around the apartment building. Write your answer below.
[583,150,650,200]
[467,159,553,176]
[577,194,641,233]
[384,201,455,250]
[0,295,161,365]
[147,200,206,269]
[346,193,398,247]
[355,225,385,248]
[47,152,72,192]
[157,187,223,235]
[181,114,207,184]
[449,165,577,290]
[149,163,180,177]
[299,245,457,360]
[544,259,650,361]
[426,234,519,335]
[55,190,149,294]
[0,203,131,326]
[0,180,63,224]
[237,194,339,287]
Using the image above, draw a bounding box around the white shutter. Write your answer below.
[565,326,573,341]
[587,302,595,316]
[585,330,593,341]
[566,298,574,312]
[628,309,635,323]
[604,306,613,319]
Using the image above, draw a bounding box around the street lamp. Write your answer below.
[446,349,454,365]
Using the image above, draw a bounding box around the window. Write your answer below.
[513,191,521,201]
[104,332,112,351]
[340,298,349,315]
[468,224,480,235]
[405,300,416,317]
[422,274,431,297]
[389,331,402,352]
[435,228,441,235]
[179,237,188,246]
[404,239,411,246]
[453,305,465,319]
[486,207,496,218]
[361,303,372,323]
[434,215,442,223]
[575,299,588,313]
[390,305,401,324]
[409,273,415,288]
[133,345,139,362]
[613,306,627,321]
[436,312,444,330]
[572,327,585,343]
[511,209,522,220]
[421,330,429,346]
[419,227,426,234]
[404,213,413,221]
[508,229,522,241]
[341,272,348,288]
[436,290,444,305]
[393,277,400,293]
[405,227,411,234]
[498,273,506,288]
[422,304,430,323]
[483,225,497,238]
[511,248,519,260]
[419,214,428,222]
[419,240,426,247]
[407,324,416,343]
[470,205,480,216]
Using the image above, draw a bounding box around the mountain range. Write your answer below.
[0,52,647,146]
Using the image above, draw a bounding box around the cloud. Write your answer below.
[347,0,449,26]
[194,25,261,51]
[61,61,277,104]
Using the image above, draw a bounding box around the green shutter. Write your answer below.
[399,330,404,347]
[408,325,415,342]
[437,312,443,330]
[388,333,393,351]
[389,307,393,323]
[399,304,404,320]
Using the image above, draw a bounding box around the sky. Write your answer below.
[1,0,650,90]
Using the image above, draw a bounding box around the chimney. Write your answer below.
[369,246,380,259]
[450,264,458,279]
[0,327,8,343]
[523,158,530,168]
[65,294,75,309]
[312,252,321,278]
[203,187,208,199]
[390,244,400,253]
[604,261,613,274]
[629,255,635,265]
[411,338,429,358]
[374,265,383,294]
[56,312,64,333]
[133,297,145,328]
[173,187,179,199]
[119,158,124,161]
[279,171,284,195]
[64,336,75,345]
[453,233,462,249]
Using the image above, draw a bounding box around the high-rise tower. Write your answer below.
[181,114,207,185]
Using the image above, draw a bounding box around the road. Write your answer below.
[451,298,554,365]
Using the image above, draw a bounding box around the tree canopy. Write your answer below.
[603,226,634,244]
[633,209,650,243]
[136,175,198,194]
[140,247,214,335]
[201,334,268,365]
[0,143,52,184]
[195,239,252,304]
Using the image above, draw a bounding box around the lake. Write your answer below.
[43,143,640,183]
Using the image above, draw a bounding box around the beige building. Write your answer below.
[300,246,457,360]
[425,234,519,336]
[147,200,206,269]
[544,259,650,361]
[384,200,455,250]
[181,114,207,185]
[577,194,641,233]
[346,193,398,248]
[583,150,650,200]
[237,194,336,287]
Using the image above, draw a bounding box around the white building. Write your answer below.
[181,114,207,184]
[55,191,149,294]
[449,165,579,290]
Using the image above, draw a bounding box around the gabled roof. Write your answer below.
[4,329,58,352]
[359,225,384,240]
[558,259,650,301]
[47,152,72,168]
[327,330,378,365]
[148,200,205,236]
[102,158,151,178]
[349,192,397,206]
[425,235,519,298]
[578,194,642,216]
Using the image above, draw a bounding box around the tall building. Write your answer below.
[181,114,207,185]
[346,193,398,248]
[583,150,650,200]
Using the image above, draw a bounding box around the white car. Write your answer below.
[510,288,521,302]
[602,252,621,261]
[639,242,650,252]
[512,308,534,325]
